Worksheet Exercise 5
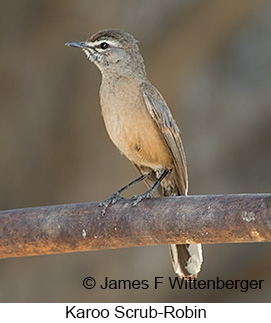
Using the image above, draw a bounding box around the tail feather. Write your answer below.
[133,165,203,279]
[169,244,203,279]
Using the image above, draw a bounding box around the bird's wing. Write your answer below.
[141,82,188,195]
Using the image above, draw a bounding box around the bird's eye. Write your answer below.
[100,42,109,49]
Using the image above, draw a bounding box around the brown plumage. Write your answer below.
[66,29,203,279]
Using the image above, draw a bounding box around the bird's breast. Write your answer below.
[100,79,173,170]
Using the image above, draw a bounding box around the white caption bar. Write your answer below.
[0,303,268,322]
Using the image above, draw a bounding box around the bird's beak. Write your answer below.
[65,41,90,50]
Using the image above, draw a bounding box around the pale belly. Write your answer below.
[100,86,173,170]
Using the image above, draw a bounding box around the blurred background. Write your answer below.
[0,0,271,302]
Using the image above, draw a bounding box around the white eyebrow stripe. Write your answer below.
[93,39,120,48]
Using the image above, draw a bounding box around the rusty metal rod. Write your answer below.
[0,194,270,259]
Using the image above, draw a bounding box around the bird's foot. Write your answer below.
[131,190,153,207]
[99,192,124,216]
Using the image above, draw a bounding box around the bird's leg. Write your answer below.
[132,168,170,206]
[99,173,149,215]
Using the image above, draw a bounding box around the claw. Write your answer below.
[131,191,153,206]
[99,192,124,215]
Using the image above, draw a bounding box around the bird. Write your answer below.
[66,29,203,279]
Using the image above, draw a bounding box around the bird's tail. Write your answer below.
[169,243,203,279]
